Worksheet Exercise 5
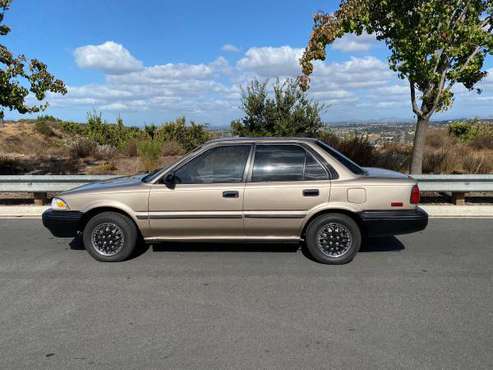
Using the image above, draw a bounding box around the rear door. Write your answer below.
[243,144,331,238]
[148,144,252,239]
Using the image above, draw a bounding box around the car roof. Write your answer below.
[206,136,319,144]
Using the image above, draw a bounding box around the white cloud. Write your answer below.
[99,102,130,111]
[374,85,409,95]
[237,46,303,77]
[74,41,143,74]
[44,41,493,124]
[332,32,377,52]
[222,44,240,53]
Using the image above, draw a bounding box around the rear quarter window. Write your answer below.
[316,141,367,176]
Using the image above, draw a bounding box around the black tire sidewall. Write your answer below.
[82,212,137,262]
[305,213,361,264]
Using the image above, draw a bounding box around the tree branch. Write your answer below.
[427,67,449,118]
[432,48,444,75]
[409,81,423,117]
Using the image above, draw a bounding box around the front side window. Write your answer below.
[174,145,251,184]
[251,145,328,182]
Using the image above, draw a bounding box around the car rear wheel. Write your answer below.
[305,213,361,264]
[82,212,137,262]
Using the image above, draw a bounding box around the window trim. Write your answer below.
[161,143,254,185]
[247,143,331,183]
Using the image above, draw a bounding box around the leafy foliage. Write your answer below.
[300,0,493,173]
[57,113,210,157]
[155,116,211,151]
[137,140,162,171]
[231,79,326,137]
[449,120,493,147]
[0,0,66,120]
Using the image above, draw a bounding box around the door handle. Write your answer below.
[223,191,239,198]
[303,189,319,197]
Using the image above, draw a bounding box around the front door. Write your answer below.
[244,144,331,238]
[147,144,252,239]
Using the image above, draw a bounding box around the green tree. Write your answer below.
[144,124,158,139]
[300,0,493,173]
[231,78,326,137]
[0,0,66,124]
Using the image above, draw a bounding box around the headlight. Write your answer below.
[51,197,70,210]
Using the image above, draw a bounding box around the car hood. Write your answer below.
[62,174,146,195]
[363,167,410,179]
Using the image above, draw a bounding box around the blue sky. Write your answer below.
[4,0,493,126]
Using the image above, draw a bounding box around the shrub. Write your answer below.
[448,121,473,141]
[137,140,161,171]
[94,144,117,160]
[36,114,60,122]
[469,135,493,150]
[421,146,465,174]
[318,129,340,147]
[161,140,185,156]
[374,144,411,172]
[448,120,493,143]
[87,161,117,174]
[425,127,452,148]
[69,138,97,159]
[59,120,87,136]
[34,121,54,137]
[333,134,375,167]
[126,138,139,157]
[155,117,210,151]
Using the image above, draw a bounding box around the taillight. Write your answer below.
[410,184,420,204]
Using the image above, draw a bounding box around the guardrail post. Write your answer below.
[451,192,466,206]
[33,192,48,206]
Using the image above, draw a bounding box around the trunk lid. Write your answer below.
[363,167,410,180]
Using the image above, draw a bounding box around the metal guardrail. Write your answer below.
[0,174,492,204]
[413,174,493,192]
[0,175,116,193]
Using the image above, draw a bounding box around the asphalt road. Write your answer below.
[0,219,492,369]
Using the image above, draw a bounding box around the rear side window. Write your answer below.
[175,145,251,184]
[251,145,328,182]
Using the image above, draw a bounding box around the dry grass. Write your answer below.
[2,120,492,175]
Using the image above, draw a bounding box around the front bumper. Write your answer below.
[42,209,83,237]
[359,208,428,237]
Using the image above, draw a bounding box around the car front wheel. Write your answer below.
[305,213,361,264]
[82,211,138,262]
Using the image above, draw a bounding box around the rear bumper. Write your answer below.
[359,208,428,237]
[42,209,83,237]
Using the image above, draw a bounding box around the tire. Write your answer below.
[82,212,138,262]
[305,213,361,264]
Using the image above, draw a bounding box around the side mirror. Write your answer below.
[163,172,176,189]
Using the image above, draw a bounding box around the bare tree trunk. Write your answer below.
[409,116,429,174]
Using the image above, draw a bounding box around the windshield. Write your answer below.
[141,144,203,183]
[315,140,367,176]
